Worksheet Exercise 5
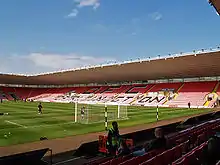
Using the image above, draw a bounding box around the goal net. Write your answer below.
[74,103,128,124]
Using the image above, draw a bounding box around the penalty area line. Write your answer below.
[5,120,28,128]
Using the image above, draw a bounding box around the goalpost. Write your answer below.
[74,102,128,125]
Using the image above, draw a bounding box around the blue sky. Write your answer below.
[0,0,219,74]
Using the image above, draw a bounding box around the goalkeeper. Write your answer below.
[81,106,85,120]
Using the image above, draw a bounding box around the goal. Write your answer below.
[74,102,128,124]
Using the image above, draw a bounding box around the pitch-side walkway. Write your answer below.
[0,111,216,157]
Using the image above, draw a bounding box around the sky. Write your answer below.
[0,0,219,74]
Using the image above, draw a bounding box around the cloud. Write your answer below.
[66,9,78,18]
[66,0,100,18]
[0,53,115,75]
[75,0,100,10]
[149,12,163,21]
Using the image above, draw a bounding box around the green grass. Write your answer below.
[0,101,212,147]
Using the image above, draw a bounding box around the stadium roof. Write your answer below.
[209,0,220,15]
[1,50,220,85]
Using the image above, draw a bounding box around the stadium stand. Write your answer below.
[166,81,218,108]
[0,81,219,108]
[126,84,153,94]
[85,117,220,165]
[0,49,219,164]
[148,83,182,92]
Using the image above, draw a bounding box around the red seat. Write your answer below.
[118,157,137,165]
[110,157,122,165]
[135,152,152,164]
[173,144,183,161]
[172,157,185,165]
[158,148,175,165]
[140,156,158,165]
[100,160,111,165]
[121,154,133,162]
[98,135,108,154]
[87,157,112,165]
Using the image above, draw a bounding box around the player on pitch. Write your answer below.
[38,102,43,114]
[81,106,85,120]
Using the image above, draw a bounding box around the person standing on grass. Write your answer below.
[81,106,85,120]
[38,102,43,114]
[188,102,191,109]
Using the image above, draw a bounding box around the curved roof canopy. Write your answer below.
[0,51,220,85]
[209,0,220,15]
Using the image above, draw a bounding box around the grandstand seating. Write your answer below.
[103,85,131,94]
[166,82,218,108]
[86,118,220,165]
[179,82,217,93]
[167,92,206,108]
[149,83,182,92]
[0,81,219,108]
[126,85,154,94]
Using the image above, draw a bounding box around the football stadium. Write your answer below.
[0,1,220,165]
[0,48,220,165]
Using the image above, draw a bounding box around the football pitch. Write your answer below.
[0,101,212,147]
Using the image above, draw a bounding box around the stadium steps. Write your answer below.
[213,81,219,92]
[130,98,137,105]
[146,84,156,93]
[203,93,210,107]
[204,100,210,106]
[173,83,184,100]
[176,83,185,93]
[163,99,169,105]
[173,93,179,99]
[27,88,33,98]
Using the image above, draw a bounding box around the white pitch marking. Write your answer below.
[29,121,76,128]
[5,120,28,128]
